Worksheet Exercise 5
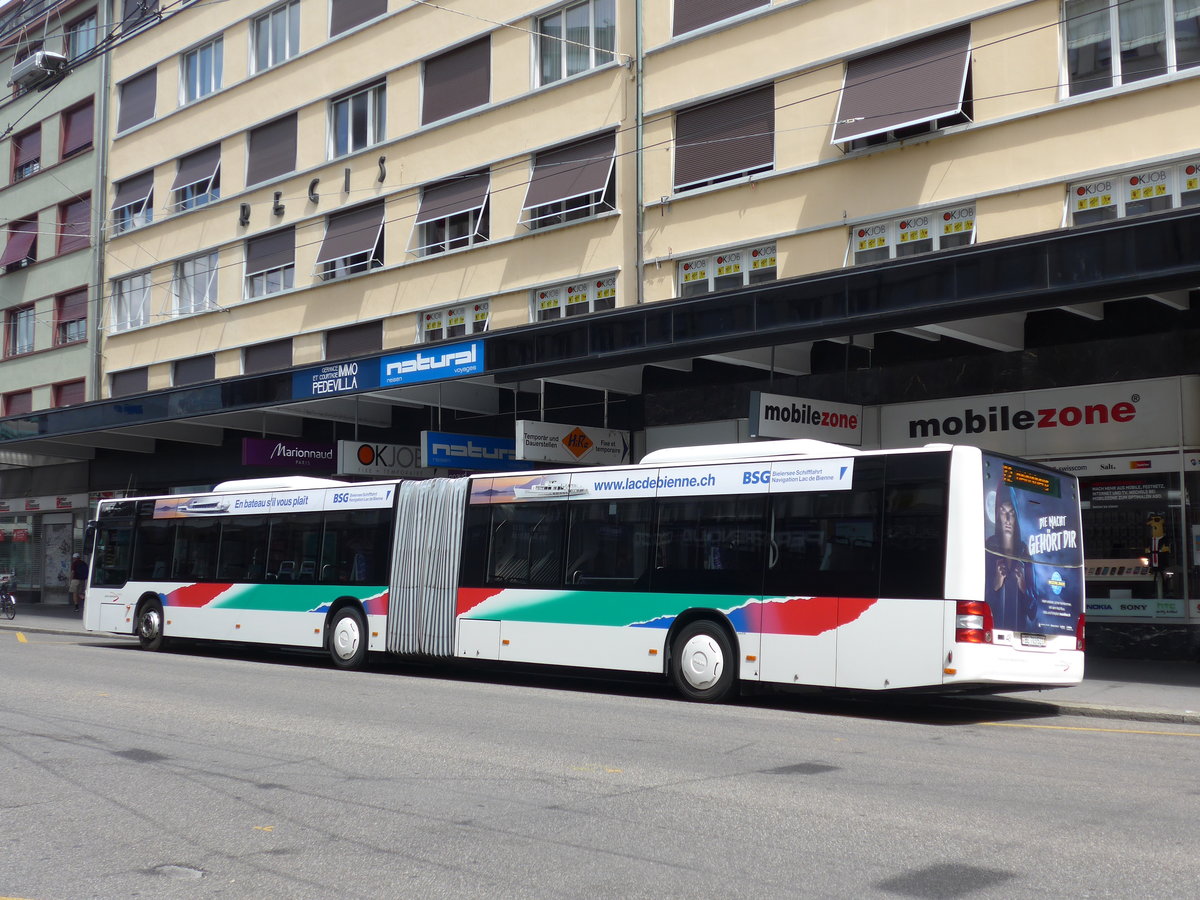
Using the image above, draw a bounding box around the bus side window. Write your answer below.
[131,519,174,582]
[320,508,390,584]
[485,502,566,587]
[92,523,134,588]
[879,453,950,601]
[172,519,221,582]
[651,495,767,595]
[565,499,653,590]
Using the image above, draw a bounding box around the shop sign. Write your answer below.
[749,392,863,446]
[421,430,525,471]
[0,493,86,513]
[292,359,379,399]
[337,441,438,479]
[1087,598,1185,619]
[515,420,630,466]
[379,340,483,387]
[880,378,1190,455]
[13,529,29,543]
[1046,453,1181,477]
[242,438,335,469]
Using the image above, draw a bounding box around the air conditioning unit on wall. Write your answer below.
[7,51,68,90]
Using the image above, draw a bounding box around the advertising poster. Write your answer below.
[982,454,1084,637]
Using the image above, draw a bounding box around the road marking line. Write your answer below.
[16,632,27,643]
[984,721,1200,737]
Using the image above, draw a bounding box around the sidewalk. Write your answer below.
[4,601,1198,725]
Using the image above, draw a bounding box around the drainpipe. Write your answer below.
[635,0,644,305]
[89,0,112,403]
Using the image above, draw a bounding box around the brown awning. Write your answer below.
[112,171,154,211]
[416,171,490,224]
[246,114,297,186]
[674,85,774,189]
[316,202,384,265]
[833,26,971,144]
[245,227,295,274]
[1,227,37,268]
[422,37,490,124]
[58,198,91,254]
[62,101,94,157]
[673,0,768,36]
[330,0,386,36]
[171,144,221,192]
[522,132,615,210]
[117,67,156,132]
[13,128,40,167]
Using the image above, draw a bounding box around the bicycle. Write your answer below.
[0,576,14,620]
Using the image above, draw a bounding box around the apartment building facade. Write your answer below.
[1,0,1199,651]
[0,0,104,601]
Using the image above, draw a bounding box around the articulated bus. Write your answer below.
[84,440,1085,701]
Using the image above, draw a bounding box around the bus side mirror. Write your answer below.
[84,521,97,555]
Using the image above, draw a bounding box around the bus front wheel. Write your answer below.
[137,599,166,652]
[328,607,368,670]
[670,620,736,702]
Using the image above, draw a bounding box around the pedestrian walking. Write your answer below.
[70,553,87,612]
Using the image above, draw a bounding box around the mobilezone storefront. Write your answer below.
[692,376,1200,656]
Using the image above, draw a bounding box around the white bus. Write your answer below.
[84,440,1085,701]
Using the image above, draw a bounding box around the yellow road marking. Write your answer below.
[253,825,275,832]
[15,632,27,643]
[984,721,1200,737]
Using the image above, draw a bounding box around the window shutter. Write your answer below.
[316,202,385,265]
[111,367,149,397]
[673,0,768,36]
[117,68,157,132]
[174,355,216,386]
[62,101,94,156]
[59,197,91,254]
[244,338,293,374]
[13,128,40,167]
[416,171,490,224]
[246,114,297,185]
[245,227,295,275]
[422,37,490,124]
[674,84,774,189]
[523,132,616,210]
[171,144,221,192]
[330,0,386,36]
[112,171,154,212]
[326,321,382,359]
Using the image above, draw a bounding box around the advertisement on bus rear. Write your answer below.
[982,453,1084,636]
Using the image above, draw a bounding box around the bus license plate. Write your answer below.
[1020,633,1046,647]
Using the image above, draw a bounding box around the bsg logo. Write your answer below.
[743,470,771,484]
[857,224,886,238]
[898,215,929,231]
[1076,181,1112,196]
[332,492,351,503]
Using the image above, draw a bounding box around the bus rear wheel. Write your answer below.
[137,598,166,652]
[328,606,368,670]
[670,620,736,702]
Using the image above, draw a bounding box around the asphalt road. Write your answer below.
[3,632,1200,899]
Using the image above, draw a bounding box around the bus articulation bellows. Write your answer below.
[84,440,1085,701]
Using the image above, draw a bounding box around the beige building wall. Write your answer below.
[102,0,1200,391]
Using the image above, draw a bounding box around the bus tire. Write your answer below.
[328,606,368,670]
[137,598,167,652]
[670,620,736,702]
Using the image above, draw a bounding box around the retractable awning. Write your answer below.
[171,144,221,193]
[522,132,615,211]
[315,202,385,266]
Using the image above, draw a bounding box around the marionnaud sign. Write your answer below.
[749,392,863,445]
[380,340,484,386]
[292,360,379,399]
[242,438,335,469]
[421,430,526,471]
[515,420,631,466]
[337,441,443,479]
[880,377,1186,456]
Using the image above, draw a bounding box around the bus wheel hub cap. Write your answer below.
[680,635,722,689]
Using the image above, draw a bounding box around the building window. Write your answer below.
[673,0,767,36]
[422,37,490,124]
[111,172,154,234]
[61,100,94,158]
[65,13,98,58]
[171,144,221,210]
[534,276,616,320]
[181,37,222,104]
[53,380,86,408]
[252,1,300,72]
[326,321,381,359]
[852,206,975,265]
[246,113,297,185]
[330,0,386,37]
[55,289,88,344]
[5,306,35,356]
[833,26,972,149]
[678,244,776,297]
[330,81,385,157]
[421,301,490,342]
[243,337,292,373]
[245,228,295,298]
[1069,159,1200,224]
[117,67,157,132]
[4,390,33,416]
[414,171,490,255]
[11,127,41,181]
[536,0,615,86]
[1,219,38,271]
[111,272,151,332]
[317,202,385,280]
[522,131,616,229]
[674,85,774,191]
[1066,0,1200,95]
[174,252,219,315]
[58,196,91,255]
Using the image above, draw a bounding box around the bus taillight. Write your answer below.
[955,600,993,644]
[1076,613,1086,651]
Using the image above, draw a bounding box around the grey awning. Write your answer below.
[171,144,221,192]
[112,171,154,211]
[833,26,971,144]
[416,171,490,224]
[522,132,615,210]
[316,202,384,265]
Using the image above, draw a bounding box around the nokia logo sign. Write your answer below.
[907,401,1136,439]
